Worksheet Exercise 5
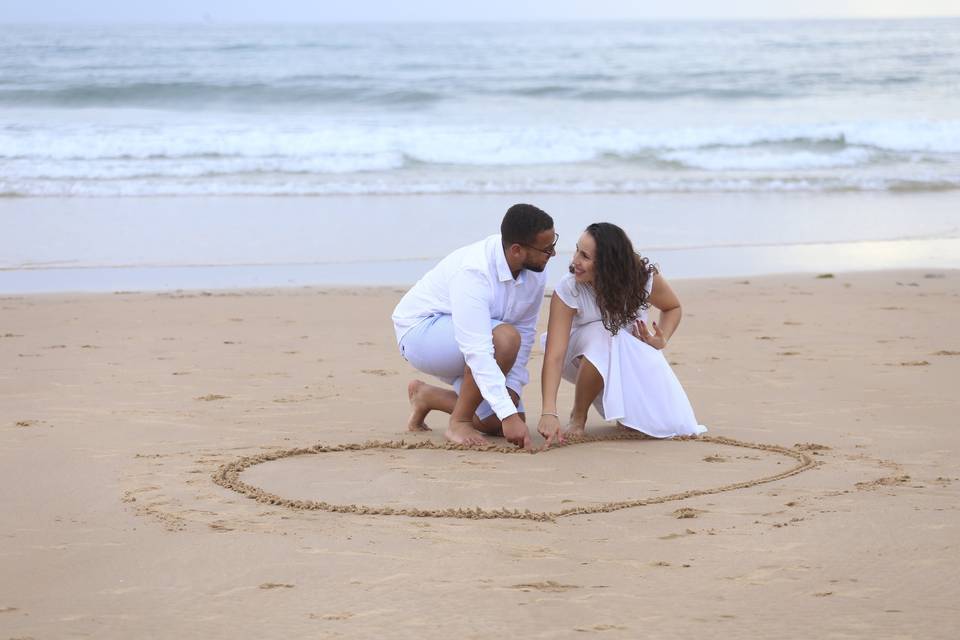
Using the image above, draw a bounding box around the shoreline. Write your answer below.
[2,190,959,294]
[2,262,958,297]
[2,238,958,295]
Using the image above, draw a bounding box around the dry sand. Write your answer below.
[1,270,958,638]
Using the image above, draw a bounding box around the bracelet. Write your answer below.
[541,412,559,418]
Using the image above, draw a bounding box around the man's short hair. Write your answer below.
[501,204,553,247]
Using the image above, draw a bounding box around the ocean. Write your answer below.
[2,19,959,198]
[2,20,959,292]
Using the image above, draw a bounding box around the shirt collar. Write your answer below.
[494,235,524,284]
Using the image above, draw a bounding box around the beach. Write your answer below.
[2,269,958,638]
[3,16,960,638]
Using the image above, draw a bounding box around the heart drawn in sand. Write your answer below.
[213,434,817,522]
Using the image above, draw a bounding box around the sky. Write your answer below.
[1,0,958,23]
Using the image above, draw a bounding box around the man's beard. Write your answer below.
[522,261,546,273]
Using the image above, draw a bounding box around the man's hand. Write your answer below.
[537,414,564,450]
[636,319,667,350]
[501,413,532,449]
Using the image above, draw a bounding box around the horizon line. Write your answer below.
[2,15,959,26]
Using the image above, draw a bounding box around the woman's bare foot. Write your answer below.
[564,413,587,439]
[406,379,431,432]
[445,419,488,446]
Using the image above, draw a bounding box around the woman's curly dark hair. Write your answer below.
[571,222,658,335]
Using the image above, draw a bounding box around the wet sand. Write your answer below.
[1,270,959,638]
[3,191,960,293]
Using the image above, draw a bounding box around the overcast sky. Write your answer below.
[2,0,958,23]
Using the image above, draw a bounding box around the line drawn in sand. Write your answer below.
[212,434,819,523]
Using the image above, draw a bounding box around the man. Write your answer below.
[392,204,558,449]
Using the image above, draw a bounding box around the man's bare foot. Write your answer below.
[445,419,488,446]
[406,379,431,432]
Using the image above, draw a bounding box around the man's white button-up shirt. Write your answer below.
[392,234,547,420]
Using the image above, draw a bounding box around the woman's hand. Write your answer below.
[636,319,667,350]
[537,414,564,449]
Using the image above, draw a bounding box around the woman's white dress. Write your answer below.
[544,273,706,438]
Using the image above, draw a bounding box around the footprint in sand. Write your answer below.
[659,529,696,540]
[361,369,397,376]
[855,475,910,490]
[795,443,830,451]
[510,581,579,593]
[310,612,354,620]
[196,394,229,401]
[259,582,294,590]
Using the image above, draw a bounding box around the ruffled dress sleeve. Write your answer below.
[553,273,580,310]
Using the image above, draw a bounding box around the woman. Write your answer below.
[537,222,706,446]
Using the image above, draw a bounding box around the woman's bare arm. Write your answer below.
[538,293,575,446]
[638,274,682,349]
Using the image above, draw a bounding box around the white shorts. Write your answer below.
[399,314,524,421]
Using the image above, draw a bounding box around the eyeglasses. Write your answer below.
[521,233,559,256]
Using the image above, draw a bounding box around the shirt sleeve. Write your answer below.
[504,278,547,397]
[553,274,579,310]
[448,268,517,421]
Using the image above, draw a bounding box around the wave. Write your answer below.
[1,153,410,179]
[0,83,444,108]
[660,147,879,171]
[502,86,784,101]
[0,82,787,108]
[3,115,959,197]
[2,120,959,164]
[1,75,950,109]
[3,175,958,197]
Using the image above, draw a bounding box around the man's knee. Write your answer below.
[492,323,521,359]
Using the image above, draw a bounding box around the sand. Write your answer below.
[2,270,959,638]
